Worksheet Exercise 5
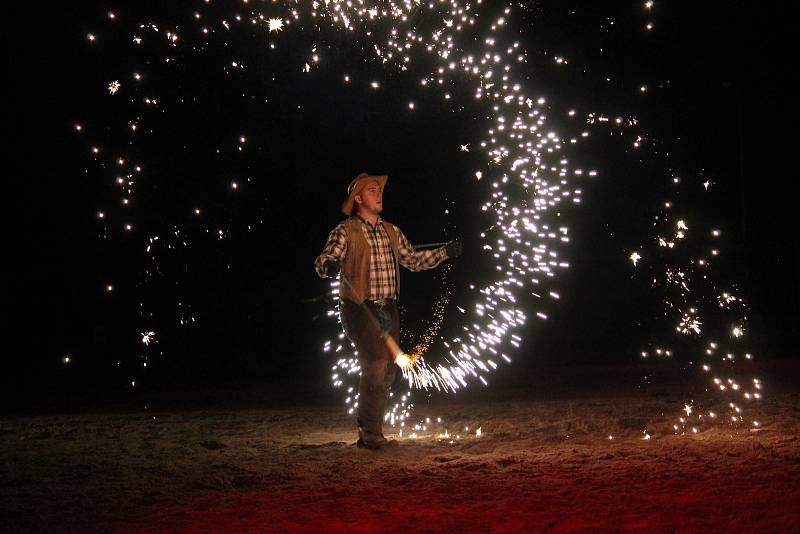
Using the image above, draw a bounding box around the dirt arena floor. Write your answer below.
[2,359,799,533]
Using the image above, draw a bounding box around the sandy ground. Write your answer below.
[2,360,799,533]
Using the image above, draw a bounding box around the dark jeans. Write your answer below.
[340,299,399,443]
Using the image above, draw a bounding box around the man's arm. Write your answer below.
[394,225,448,272]
[314,223,347,278]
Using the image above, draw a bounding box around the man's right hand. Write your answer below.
[323,260,341,278]
[445,238,463,259]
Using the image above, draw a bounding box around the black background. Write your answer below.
[5,1,798,404]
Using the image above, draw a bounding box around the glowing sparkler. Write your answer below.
[394,352,415,370]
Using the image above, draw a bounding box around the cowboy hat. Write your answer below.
[341,172,388,216]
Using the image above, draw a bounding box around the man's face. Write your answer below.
[356,180,383,215]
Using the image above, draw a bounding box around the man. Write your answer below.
[315,172,462,450]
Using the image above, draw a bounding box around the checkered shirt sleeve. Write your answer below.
[392,224,447,272]
[314,222,347,278]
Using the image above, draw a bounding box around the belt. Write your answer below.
[365,298,396,307]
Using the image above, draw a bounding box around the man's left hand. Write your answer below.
[445,238,463,259]
[323,260,341,278]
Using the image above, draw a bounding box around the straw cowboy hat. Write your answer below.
[341,172,388,216]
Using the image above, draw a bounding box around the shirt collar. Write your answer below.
[355,214,382,228]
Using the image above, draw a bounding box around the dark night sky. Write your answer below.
[5,1,798,402]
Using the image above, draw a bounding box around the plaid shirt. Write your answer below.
[315,216,447,300]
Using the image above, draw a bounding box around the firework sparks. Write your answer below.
[76,1,760,438]
[632,161,760,434]
[299,1,590,428]
[141,331,156,345]
[677,310,702,335]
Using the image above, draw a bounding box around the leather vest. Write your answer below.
[341,217,400,304]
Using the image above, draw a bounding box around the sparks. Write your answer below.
[77,0,760,440]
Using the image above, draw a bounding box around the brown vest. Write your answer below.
[341,216,401,304]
